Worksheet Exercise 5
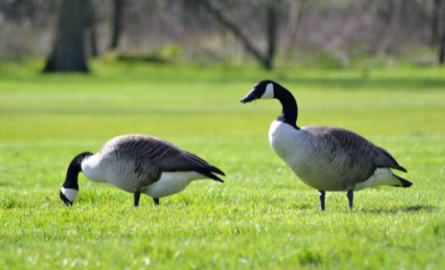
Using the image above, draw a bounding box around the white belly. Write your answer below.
[354,168,400,191]
[82,154,208,196]
[142,171,206,198]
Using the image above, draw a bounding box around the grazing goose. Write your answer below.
[60,134,225,207]
[240,80,412,210]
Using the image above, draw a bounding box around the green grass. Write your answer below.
[0,61,445,269]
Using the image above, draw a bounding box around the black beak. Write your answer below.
[60,190,72,207]
[240,90,257,104]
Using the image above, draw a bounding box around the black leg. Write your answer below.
[153,198,159,206]
[347,190,353,210]
[318,190,326,211]
[134,191,141,207]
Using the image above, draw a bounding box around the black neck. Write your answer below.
[63,152,93,190]
[274,85,299,129]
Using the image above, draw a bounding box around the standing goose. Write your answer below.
[60,134,225,207]
[240,80,412,210]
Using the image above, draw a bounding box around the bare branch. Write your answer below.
[111,0,124,49]
[265,0,278,69]
[290,0,306,46]
[197,0,270,68]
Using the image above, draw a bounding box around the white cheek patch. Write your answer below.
[261,83,274,99]
[61,187,78,202]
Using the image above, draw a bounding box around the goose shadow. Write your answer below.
[361,204,435,214]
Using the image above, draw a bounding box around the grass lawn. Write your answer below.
[0,61,444,269]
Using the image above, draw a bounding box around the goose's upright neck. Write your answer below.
[274,85,299,129]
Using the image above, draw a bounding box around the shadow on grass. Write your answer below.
[362,204,435,214]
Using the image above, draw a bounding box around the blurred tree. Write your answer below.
[43,0,88,72]
[440,21,445,64]
[198,0,280,70]
[88,0,99,57]
[431,0,445,64]
[110,0,124,49]
[0,0,56,22]
[432,0,442,45]
[0,0,440,67]
[288,0,306,48]
[285,0,306,61]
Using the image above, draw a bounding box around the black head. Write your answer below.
[240,80,299,129]
[240,80,277,104]
[60,190,73,206]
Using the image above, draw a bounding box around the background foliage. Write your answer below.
[0,0,443,67]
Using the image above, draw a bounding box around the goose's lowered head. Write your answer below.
[60,151,93,206]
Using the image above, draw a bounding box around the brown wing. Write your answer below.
[306,126,406,172]
[156,149,225,182]
[101,135,225,182]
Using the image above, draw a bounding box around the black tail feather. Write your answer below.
[209,165,225,176]
[196,169,224,182]
[393,174,413,188]
[381,148,408,172]
[398,166,408,173]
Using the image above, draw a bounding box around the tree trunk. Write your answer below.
[43,0,88,72]
[88,0,99,57]
[440,21,445,64]
[432,0,442,45]
[110,0,124,49]
[265,0,278,70]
